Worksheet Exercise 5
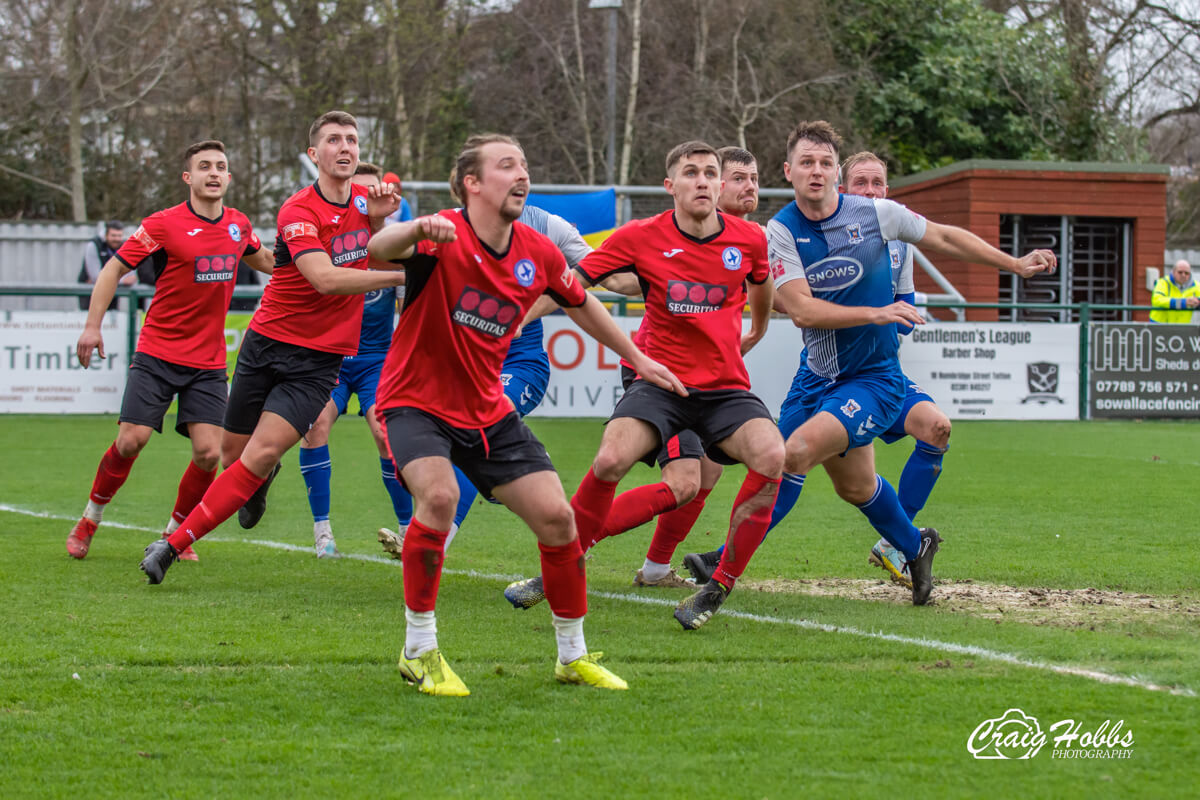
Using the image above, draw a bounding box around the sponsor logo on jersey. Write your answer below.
[770,258,786,280]
[452,286,520,338]
[721,246,743,270]
[846,223,864,244]
[283,221,319,242]
[804,256,864,292]
[194,254,238,283]
[665,280,728,314]
[330,228,370,266]
[185,228,202,237]
[560,263,574,288]
[839,398,861,418]
[662,248,684,258]
[132,225,158,250]
[354,196,368,215]
[331,215,341,224]
[514,258,536,287]
[796,236,811,244]
[228,223,241,242]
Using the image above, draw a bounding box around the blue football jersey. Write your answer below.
[357,286,398,356]
[767,194,926,379]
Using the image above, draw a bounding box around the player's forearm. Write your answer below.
[84,259,127,327]
[779,287,877,330]
[746,281,772,339]
[522,295,559,328]
[367,220,424,261]
[563,294,640,363]
[921,224,1019,274]
[246,248,274,276]
[314,269,403,295]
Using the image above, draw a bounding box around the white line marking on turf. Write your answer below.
[6,503,1193,697]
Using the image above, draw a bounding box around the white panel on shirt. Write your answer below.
[874,198,927,244]
[766,218,805,289]
[544,212,593,268]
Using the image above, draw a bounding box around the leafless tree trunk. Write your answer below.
[618,0,643,185]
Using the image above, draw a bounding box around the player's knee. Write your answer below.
[749,438,785,479]
[834,480,874,506]
[114,431,149,458]
[591,448,631,483]
[664,471,700,506]
[192,448,220,472]
[929,418,951,450]
[783,439,813,476]
[420,484,460,522]
[539,500,575,545]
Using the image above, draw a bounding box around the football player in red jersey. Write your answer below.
[366,134,684,696]
[140,111,405,584]
[503,141,785,630]
[67,140,273,561]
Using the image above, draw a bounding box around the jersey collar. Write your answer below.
[186,200,225,225]
[461,208,514,260]
[313,180,351,209]
[671,211,725,245]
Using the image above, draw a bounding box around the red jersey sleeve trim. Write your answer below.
[113,253,138,271]
[746,273,769,285]
[292,247,327,261]
[546,287,587,308]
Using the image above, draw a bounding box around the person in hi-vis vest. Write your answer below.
[1150,259,1199,323]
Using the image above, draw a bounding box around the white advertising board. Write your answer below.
[899,322,1079,420]
[0,311,130,413]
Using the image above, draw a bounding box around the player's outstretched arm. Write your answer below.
[76,257,130,367]
[367,215,457,263]
[244,246,274,276]
[918,221,1057,278]
[563,294,686,396]
[777,278,925,330]
[741,279,773,356]
[295,251,405,295]
[366,182,402,231]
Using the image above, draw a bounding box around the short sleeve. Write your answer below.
[578,223,636,284]
[767,218,806,289]
[115,212,165,269]
[544,212,593,269]
[746,224,769,285]
[543,246,587,307]
[278,202,325,258]
[875,199,927,244]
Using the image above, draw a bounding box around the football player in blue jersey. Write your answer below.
[296,161,410,558]
[375,194,594,558]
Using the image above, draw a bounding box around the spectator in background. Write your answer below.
[1150,259,1199,323]
[383,172,414,224]
[77,221,135,310]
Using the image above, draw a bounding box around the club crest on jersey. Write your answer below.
[194,254,237,283]
[804,256,864,292]
[839,398,861,418]
[666,280,728,315]
[228,223,241,242]
[890,246,901,268]
[721,246,743,271]
[331,229,370,266]
[514,258,536,287]
[846,223,864,244]
[452,286,520,338]
[354,195,368,215]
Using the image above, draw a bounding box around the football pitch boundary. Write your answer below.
[4,502,1194,699]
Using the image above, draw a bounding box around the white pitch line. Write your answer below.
[5,502,1194,698]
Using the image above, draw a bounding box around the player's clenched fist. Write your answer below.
[417,214,457,243]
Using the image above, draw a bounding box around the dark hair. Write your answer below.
[717,146,756,171]
[785,120,843,161]
[104,220,123,232]
[355,161,383,179]
[308,110,358,147]
[183,140,225,170]
[665,141,720,176]
[448,133,522,205]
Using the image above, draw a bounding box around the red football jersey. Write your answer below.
[375,209,586,428]
[250,182,374,355]
[115,201,261,370]
[578,210,768,391]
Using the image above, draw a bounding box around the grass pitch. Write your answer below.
[1,415,1197,798]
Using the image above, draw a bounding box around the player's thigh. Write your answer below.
[784,411,850,475]
[595,416,662,477]
[904,400,951,448]
[362,403,390,456]
[822,444,879,504]
[240,412,304,476]
[185,422,223,466]
[659,455,702,504]
[118,353,178,435]
[174,367,228,438]
[302,400,340,448]
[699,455,725,489]
[714,416,785,476]
[400,455,461,516]
[491,469,572,545]
[605,380,691,471]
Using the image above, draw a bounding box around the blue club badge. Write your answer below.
[354,195,368,215]
[228,223,241,242]
[514,259,537,287]
[722,246,743,270]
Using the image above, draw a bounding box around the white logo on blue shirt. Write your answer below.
[721,247,743,270]
[514,258,537,287]
[354,196,368,215]
[228,223,241,242]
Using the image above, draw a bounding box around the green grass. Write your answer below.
[2,416,1198,798]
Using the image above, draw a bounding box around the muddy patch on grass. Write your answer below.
[743,577,1200,629]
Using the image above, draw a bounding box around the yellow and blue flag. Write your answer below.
[527,189,617,248]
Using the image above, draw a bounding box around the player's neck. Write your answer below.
[719,208,747,220]
[465,206,513,254]
[316,173,353,205]
[795,192,839,221]
[674,208,721,239]
[189,195,223,220]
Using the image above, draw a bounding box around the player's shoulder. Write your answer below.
[512,219,561,257]
[722,213,767,241]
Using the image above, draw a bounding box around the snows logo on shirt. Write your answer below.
[330,229,370,266]
[194,254,238,283]
[452,286,520,338]
[665,280,728,314]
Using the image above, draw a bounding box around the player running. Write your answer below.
[138,110,405,583]
[368,133,684,696]
[501,140,784,630]
[676,121,1056,626]
[67,140,272,561]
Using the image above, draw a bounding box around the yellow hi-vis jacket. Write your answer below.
[1150,275,1200,323]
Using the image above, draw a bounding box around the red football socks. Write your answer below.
[569,467,619,550]
[713,470,780,590]
[540,538,588,618]
[171,461,218,524]
[592,482,678,549]
[646,487,711,564]
[166,459,264,551]
[402,519,449,613]
[89,443,137,505]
